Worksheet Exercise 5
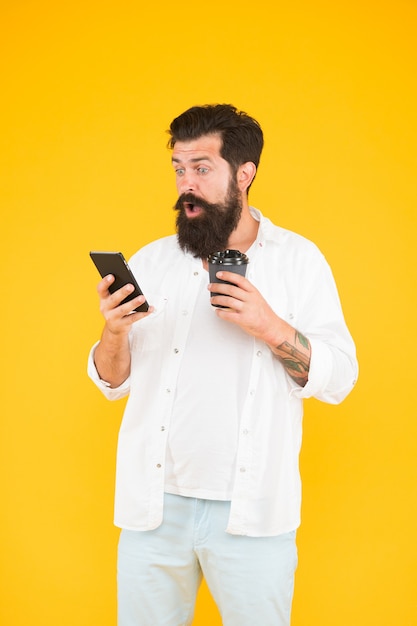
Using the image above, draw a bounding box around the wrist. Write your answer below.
[259,315,291,350]
[103,323,130,342]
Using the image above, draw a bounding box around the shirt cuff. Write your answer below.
[87,341,131,400]
[289,337,333,400]
[290,337,358,404]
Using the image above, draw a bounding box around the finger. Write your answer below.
[100,283,136,318]
[105,296,153,325]
[215,270,249,288]
[102,284,138,314]
[119,294,148,316]
[208,281,245,302]
[97,274,115,296]
[110,283,136,308]
[210,296,231,310]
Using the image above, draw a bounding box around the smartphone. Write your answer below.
[90,251,149,313]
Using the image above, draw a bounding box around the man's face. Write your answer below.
[172,135,242,259]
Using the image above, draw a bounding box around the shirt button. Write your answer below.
[256,350,262,357]
[193,271,199,276]
[166,388,171,394]
[182,310,188,316]
[161,426,165,431]
[174,348,179,354]
[240,467,246,473]
[156,464,162,468]
[242,429,249,435]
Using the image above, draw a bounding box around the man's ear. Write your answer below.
[237,162,257,192]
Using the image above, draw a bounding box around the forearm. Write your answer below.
[209,272,312,386]
[94,326,131,388]
[263,319,311,387]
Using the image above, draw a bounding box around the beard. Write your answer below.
[174,178,242,259]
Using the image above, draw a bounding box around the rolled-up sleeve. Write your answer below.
[291,337,358,404]
[87,341,131,401]
[289,250,358,405]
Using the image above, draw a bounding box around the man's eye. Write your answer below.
[175,168,185,176]
[197,167,208,174]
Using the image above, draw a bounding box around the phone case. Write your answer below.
[90,251,149,313]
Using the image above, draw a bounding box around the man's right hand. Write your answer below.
[94,274,153,387]
[98,274,153,336]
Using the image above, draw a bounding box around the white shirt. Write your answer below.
[88,208,358,537]
[164,257,254,501]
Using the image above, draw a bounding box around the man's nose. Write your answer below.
[178,171,196,194]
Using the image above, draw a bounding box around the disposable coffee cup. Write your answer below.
[208,249,249,307]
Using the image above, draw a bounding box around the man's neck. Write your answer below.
[227,203,259,253]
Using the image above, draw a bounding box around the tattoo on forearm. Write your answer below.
[275,331,311,387]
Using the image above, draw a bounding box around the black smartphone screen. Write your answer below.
[90,251,149,313]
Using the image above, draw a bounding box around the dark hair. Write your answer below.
[167,104,264,177]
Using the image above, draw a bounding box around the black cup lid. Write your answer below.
[207,249,249,265]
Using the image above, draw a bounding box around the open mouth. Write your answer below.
[184,202,203,218]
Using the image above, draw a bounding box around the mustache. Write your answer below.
[174,193,216,213]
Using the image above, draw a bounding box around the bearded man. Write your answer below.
[88,104,358,626]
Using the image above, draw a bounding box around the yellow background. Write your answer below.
[1,1,416,624]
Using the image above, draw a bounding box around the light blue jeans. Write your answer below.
[118,493,297,626]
